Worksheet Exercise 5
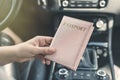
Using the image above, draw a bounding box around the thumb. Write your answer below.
[34,47,56,55]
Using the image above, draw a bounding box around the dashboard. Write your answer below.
[39,0,120,14]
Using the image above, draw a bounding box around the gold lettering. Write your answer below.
[62,22,86,31]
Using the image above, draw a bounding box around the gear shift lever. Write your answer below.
[78,48,98,70]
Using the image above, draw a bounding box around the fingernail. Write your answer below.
[49,48,56,53]
[42,60,45,64]
[46,61,50,65]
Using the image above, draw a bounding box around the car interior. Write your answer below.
[0,0,120,80]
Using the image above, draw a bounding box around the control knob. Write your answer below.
[58,68,69,79]
[62,0,69,7]
[96,70,110,80]
[99,0,106,8]
[95,19,105,29]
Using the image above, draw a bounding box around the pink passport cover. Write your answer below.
[45,16,94,71]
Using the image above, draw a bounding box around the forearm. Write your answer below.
[0,46,17,65]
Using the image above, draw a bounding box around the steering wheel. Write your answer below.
[0,0,23,30]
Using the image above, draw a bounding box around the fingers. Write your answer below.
[32,46,55,65]
[36,55,46,64]
[45,59,51,65]
[35,36,53,46]
[44,37,53,45]
[36,55,51,65]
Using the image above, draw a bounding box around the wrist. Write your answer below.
[11,44,24,62]
[0,45,19,65]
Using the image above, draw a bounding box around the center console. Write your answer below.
[47,14,114,80]
[38,0,115,80]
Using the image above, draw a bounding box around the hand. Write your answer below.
[14,36,56,65]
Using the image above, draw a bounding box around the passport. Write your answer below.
[45,16,94,71]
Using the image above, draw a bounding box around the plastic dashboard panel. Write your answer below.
[62,0,120,14]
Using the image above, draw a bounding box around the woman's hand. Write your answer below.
[14,36,56,65]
